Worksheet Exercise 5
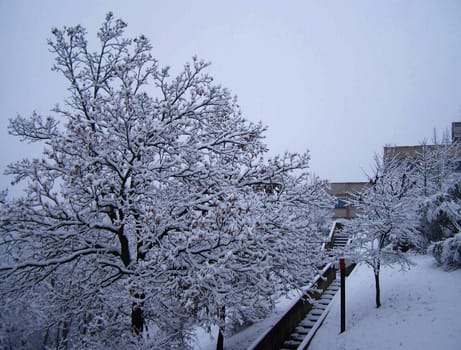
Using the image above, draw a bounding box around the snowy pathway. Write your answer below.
[309,254,461,350]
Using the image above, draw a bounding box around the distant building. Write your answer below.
[327,182,368,219]
[329,123,461,219]
[452,122,461,143]
[383,144,430,161]
[383,126,461,172]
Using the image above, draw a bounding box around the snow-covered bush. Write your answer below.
[418,182,461,245]
[429,233,461,270]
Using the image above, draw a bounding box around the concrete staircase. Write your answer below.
[277,223,352,350]
[247,221,353,350]
[332,233,349,249]
[279,278,341,350]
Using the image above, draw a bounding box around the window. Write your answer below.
[335,196,348,209]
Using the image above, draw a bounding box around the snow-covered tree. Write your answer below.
[406,136,461,270]
[429,231,461,270]
[0,14,332,349]
[345,154,420,308]
[413,139,461,244]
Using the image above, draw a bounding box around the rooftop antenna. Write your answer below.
[432,127,438,145]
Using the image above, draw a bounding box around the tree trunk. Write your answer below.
[116,225,146,334]
[216,306,225,350]
[132,304,144,334]
[374,263,381,308]
[216,329,224,350]
[131,291,146,334]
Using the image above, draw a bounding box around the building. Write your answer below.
[328,123,461,220]
[383,145,461,173]
[327,182,368,219]
[452,122,461,143]
[383,122,461,163]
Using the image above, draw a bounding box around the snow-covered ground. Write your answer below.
[193,289,302,350]
[194,254,461,349]
[310,254,461,350]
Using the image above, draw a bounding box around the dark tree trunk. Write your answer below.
[118,230,131,268]
[374,264,381,308]
[216,329,224,350]
[216,306,225,350]
[115,225,146,334]
[132,304,144,334]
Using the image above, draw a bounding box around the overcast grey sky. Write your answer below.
[1,0,460,190]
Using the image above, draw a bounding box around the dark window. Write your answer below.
[335,197,348,209]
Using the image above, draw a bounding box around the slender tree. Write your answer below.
[346,154,419,308]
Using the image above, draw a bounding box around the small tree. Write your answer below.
[0,14,331,349]
[346,154,419,308]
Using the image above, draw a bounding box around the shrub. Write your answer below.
[429,233,461,270]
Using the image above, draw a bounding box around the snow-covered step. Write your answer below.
[321,286,339,295]
[281,339,301,349]
[324,285,339,291]
[295,325,311,334]
[315,300,332,308]
[327,279,340,286]
[324,285,340,291]
[309,308,324,316]
[332,234,349,248]
[306,312,321,322]
[315,298,333,306]
[321,291,337,298]
[318,287,339,299]
[298,319,315,328]
[323,285,339,293]
[290,333,306,342]
[315,299,331,306]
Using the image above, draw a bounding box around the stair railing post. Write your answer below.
[340,258,346,333]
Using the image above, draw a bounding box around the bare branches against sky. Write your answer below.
[1,0,460,187]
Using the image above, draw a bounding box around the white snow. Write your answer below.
[310,254,461,350]
[194,254,461,350]
[192,325,220,350]
[192,289,302,350]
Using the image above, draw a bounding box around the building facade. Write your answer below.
[327,182,368,219]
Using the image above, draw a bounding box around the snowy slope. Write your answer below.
[309,254,461,350]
